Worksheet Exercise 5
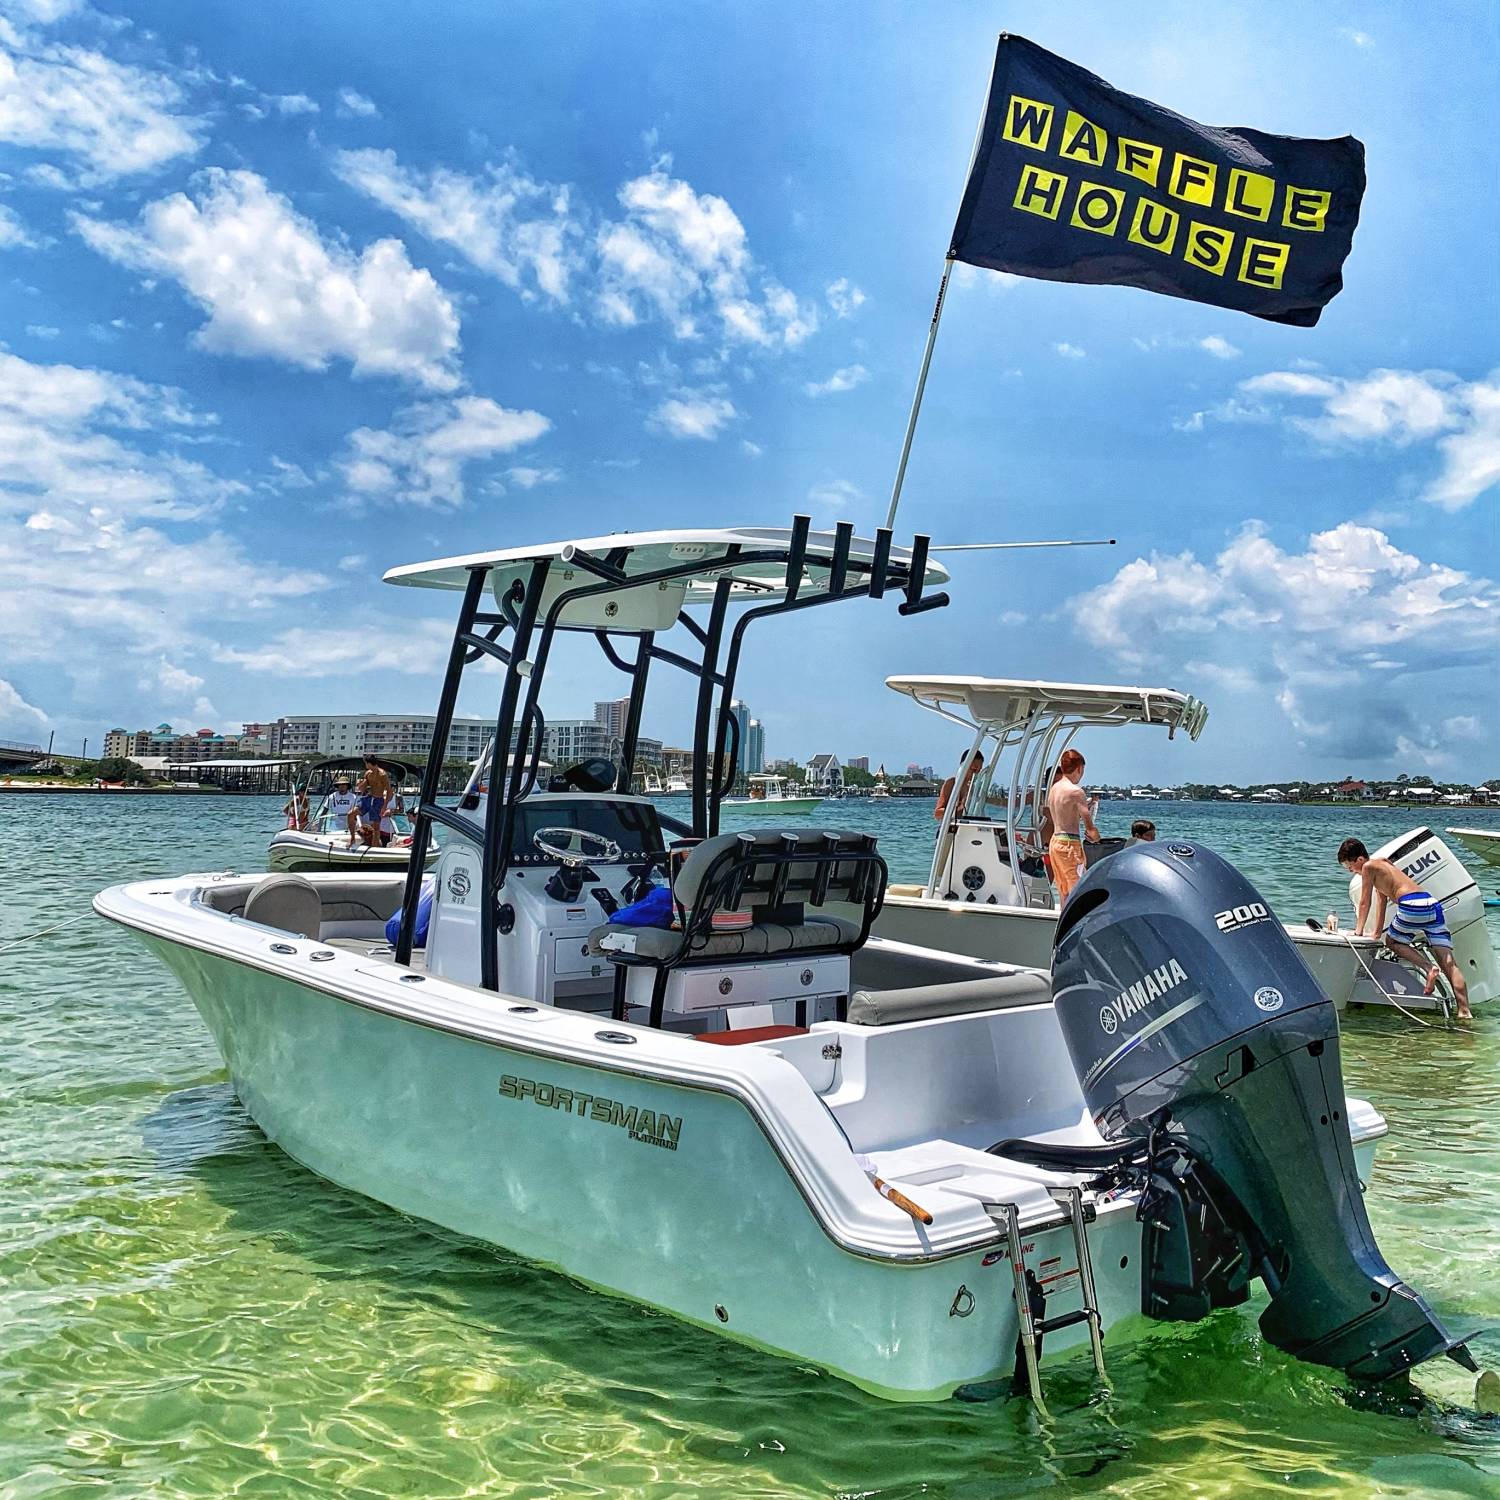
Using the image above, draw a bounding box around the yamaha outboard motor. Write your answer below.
[1046,840,1473,1381]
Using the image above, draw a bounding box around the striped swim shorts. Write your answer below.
[1386,891,1452,948]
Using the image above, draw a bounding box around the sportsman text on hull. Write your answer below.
[950,35,1366,326]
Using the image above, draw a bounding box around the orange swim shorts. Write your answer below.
[1048,834,1088,902]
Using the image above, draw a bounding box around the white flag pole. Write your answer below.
[884,42,1002,531]
[884,256,955,530]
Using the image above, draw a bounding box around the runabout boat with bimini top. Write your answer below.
[268,757,431,873]
[97,519,1474,1402]
[875,676,1497,1015]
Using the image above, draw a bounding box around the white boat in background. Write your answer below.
[721,773,823,817]
[1447,826,1500,868]
[872,676,1496,1015]
[96,520,1473,1402]
[268,757,434,873]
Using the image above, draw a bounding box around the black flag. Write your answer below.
[950,36,1366,326]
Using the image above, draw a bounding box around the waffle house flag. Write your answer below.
[950,36,1366,326]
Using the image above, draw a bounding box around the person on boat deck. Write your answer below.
[1338,837,1471,1020]
[1046,749,1099,902]
[934,750,985,823]
[1130,819,1157,843]
[356,756,392,847]
[282,786,310,831]
[327,775,359,841]
[379,788,405,846]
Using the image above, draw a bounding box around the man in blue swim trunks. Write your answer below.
[356,756,392,848]
[1338,837,1471,1020]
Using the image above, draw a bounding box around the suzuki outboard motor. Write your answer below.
[1047,840,1472,1381]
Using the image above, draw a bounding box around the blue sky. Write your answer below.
[1,0,1495,783]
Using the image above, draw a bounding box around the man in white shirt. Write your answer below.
[326,775,359,844]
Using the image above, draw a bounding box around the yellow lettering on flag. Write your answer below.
[1116,136,1162,187]
[1014,163,1068,220]
[1225,168,1275,222]
[1070,181,1125,236]
[1003,95,1055,151]
[1282,185,1331,232]
[1058,110,1108,166]
[1238,237,1289,289]
[1128,197,1179,255]
[1185,221,1235,276]
[1169,152,1217,207]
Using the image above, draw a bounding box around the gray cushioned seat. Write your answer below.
[846,969,1050,1026]
[243,874,322,938]
[589,915,859,962]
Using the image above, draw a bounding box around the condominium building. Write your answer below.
[745,717,765,774]
[103,724,272,762]
[270,714,496,764]
[593,696,631,739]
[543,718,663,772]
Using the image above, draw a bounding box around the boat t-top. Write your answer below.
[96,519,1474,1402]
[268,756,431,873]
[877,675,1496,1015]
[721,773,823,817]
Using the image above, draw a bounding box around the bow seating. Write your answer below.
[589,827,886,1028]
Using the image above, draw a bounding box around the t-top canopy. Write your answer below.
[886,675,1208,740]
[384,526,949,608]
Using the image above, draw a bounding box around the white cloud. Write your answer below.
[650,393,736,440]
[74,169,462,389]
[340,396,550,506]
[270,92,318,116]
[337,87,379,118]
[505,464,561,489]
[806,477,864,516]
[0,203,35,247]
[0,30,200,184]
[0,676,48,730]
[740,438,762,458]
[337,553,368,572]
[952,262,1021,293]
[1339,28,1374,48]
[804,363,868,398]
[0,350,330,710]
[333,147,575,303]
[1071,522,1500,763]
[148,658,205,699]
[25,323,59,339]
[1054,342,1086,359]
[1444,714,1481,741]
[1205,367,1500,510]
[599,169,817,348]
[826,277,866,318]
[212,618,453,677]
[1199,335,1240,360]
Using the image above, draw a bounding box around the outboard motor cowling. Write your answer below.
[1051,840,1472,1381]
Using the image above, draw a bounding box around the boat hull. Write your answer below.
[267,832,435,874]
[720,797,824,816]
[1447,827,1500,868]
[876,893,1369,1010]
[127,929,1139,1399]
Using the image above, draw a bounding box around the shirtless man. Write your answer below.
[1046,748,1099,902]
[356,756,392,848]
[935,749,984,823]
[1338,837,1471,1020]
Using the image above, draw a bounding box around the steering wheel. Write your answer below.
[532,826,622,868]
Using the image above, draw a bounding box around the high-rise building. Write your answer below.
[746,717,765,774]
[271,714,496,764]
[729,699,754,773]
[846,756,869,773]
[593,696,631,739]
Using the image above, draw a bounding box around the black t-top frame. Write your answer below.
[393,514,948,990]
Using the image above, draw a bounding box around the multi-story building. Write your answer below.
[103,723,275,762]
[745,717,765,775]
[806,753,843,793]
[593,696,631,740]
[846,756,869,773]
[270,714,496,765]
[543,719,617,766]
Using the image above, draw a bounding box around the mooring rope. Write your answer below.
[0,912,92,956]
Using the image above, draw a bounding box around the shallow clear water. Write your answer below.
[2,793,1498,1498]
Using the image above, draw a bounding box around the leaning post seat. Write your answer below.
[588,827,887,1028]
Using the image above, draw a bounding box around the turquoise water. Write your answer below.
[2,793,1498,1497]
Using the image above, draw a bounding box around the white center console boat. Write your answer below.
[96,520,1474,1402]
[876,676,1496,1015]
